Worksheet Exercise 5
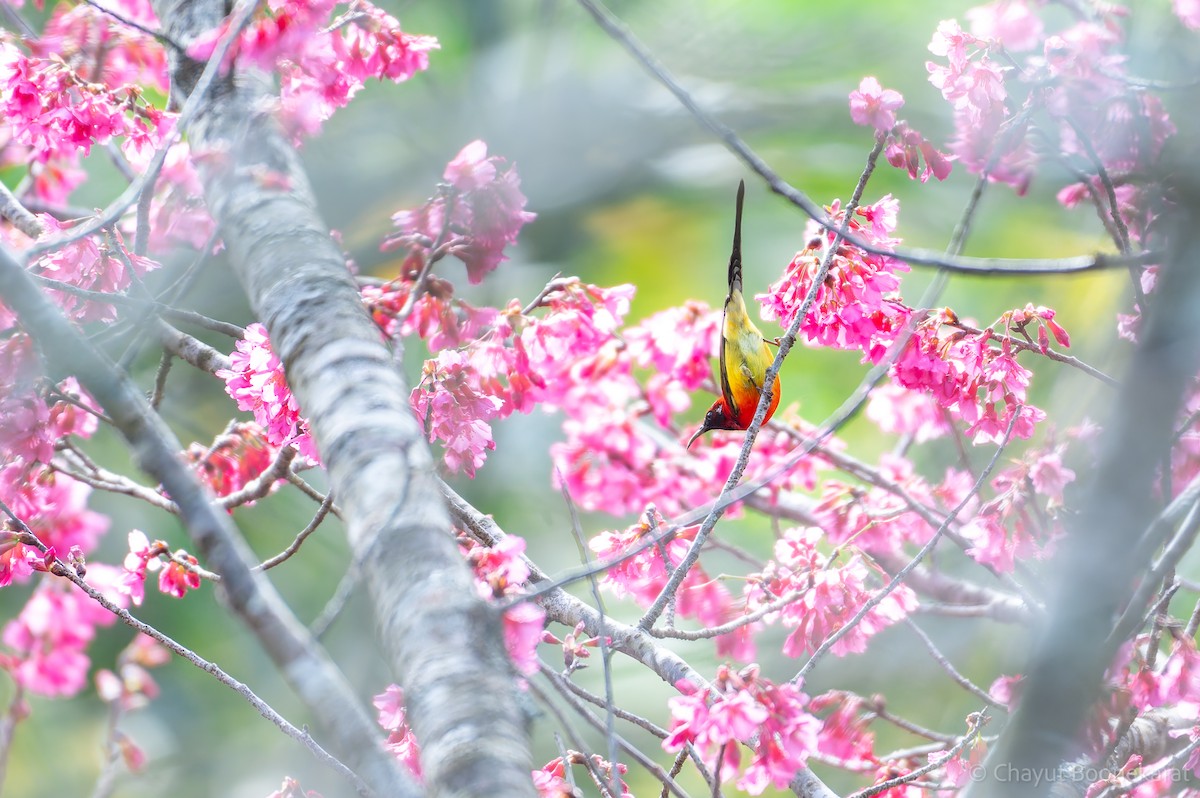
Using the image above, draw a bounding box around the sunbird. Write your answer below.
[687,180,781,449]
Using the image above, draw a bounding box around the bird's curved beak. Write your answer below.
[686,425,709,450]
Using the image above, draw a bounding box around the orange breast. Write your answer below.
[729,374,781,430]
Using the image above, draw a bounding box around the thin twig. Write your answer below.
[537,668,695,798]
[150,349,173,409]
[849,712,987,798]
[256,489,335,571]
[558,475,621,798]
[795,411,1021,682]
[0,507,373,797]
[217,445,298,509]
[526,681,630,798]
[573,0,1154,277]
[310,557,361,638]
[904,618,1005,709]
[83,0,187,53]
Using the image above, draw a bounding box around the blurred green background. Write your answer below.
[5,1,1197,796]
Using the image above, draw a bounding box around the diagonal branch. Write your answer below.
[573,0,1154,277]
[0,243,416,797]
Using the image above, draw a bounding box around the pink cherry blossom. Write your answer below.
[33,0,169,92]
[663,665,821,795]
[743,527,917,657]
[758,195,910,359]
[0,464,108,589]
[960,443,1075,572]
[460,534,546,674]
[120,139,217,254]
[362,276,497,352]
[0,565,127,697]
[624,301,722,424]
[374,684,423,779]
[29,218,162,322]
[531,757,575,798]
[185,423,278,500]
[384,140,535,284]
[187,1,436,141]
[866,381,951,442]
[966,0,1045,51]
[848,77,904,133]
[0,42,170,162]
[533,755,632,798]
[411,349,502,477]
[809,691,877,769]
[158,553,202,598]
[1177,0,1200,29]
[217,323,318,462]
[503,602,546,677]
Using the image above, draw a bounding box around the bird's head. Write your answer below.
[686,399,737,449]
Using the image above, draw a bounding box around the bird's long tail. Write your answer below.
[728,180,745,296]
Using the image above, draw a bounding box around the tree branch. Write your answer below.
[0,242,418,796]
[151,0,536,793]
[573,0,1154,277]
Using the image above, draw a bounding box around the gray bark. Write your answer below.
[151,2,536,795]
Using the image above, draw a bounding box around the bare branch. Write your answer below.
[572,0,1154,277]
[256,488,334,571]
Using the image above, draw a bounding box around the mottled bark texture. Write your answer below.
[152,2,536,796]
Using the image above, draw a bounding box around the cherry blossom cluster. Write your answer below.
[0,35,169,164]
[759,196,1069,443]
[664,664,821,795]
[808,690,877,770]
[459,533,545,677]
[187,0,437,141]
[0,0,210,245]
[31,0,169,93]
[533,752,633,798]
[927,0,1175,244]
[849,77,953,183]
[981,634,1200,794]
[743,526,917,658]
[960,442,1076,572]
[119,530,204,606]
[812,454,962,557]
[0,564,126,697]
[405,277,633,476]
[185,422,278,500]
[0,357,112,696]
[0,338,106,599]
[383,140,536,285]
[30,219,161,322]
[217,323,319,462]
[589,513,748,658]
[550,307,820,518]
